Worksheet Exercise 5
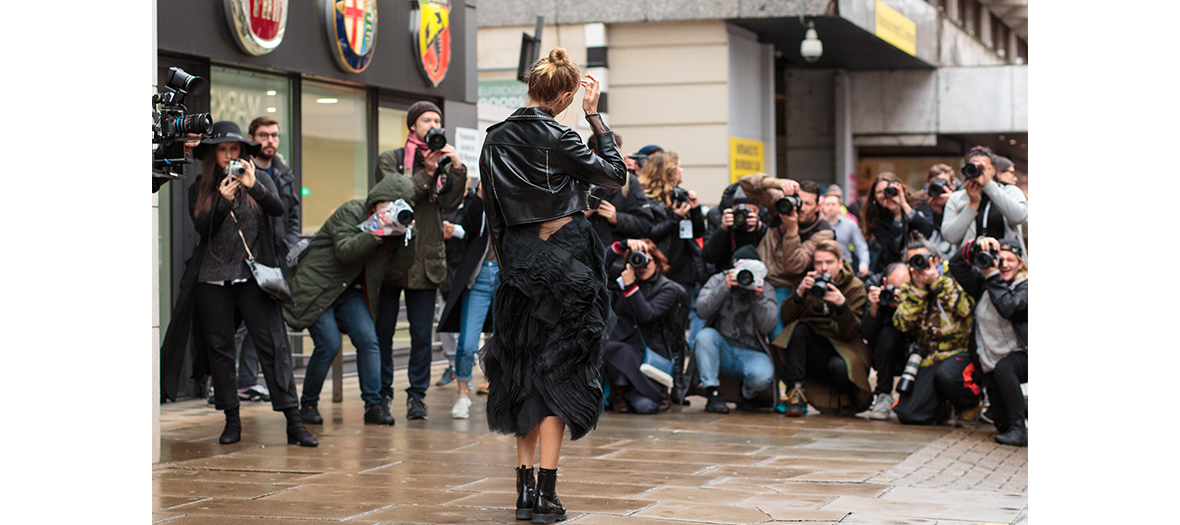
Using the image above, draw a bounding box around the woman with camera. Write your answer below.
[602,239,686,414]
[948,237,1028,446]
[860,172,935,275]
[160,121,317,447]
[639,151,707,292]
[479,48,627,523]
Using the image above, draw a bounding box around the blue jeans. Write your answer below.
[456,261,499,382]
[376,285,437,401]
[301,288,382,408]
[770,286,791,341]
[693,327,774,399]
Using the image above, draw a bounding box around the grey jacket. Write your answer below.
[829,214,869,271]
[695,271,778,353]
[941,182,1028,258]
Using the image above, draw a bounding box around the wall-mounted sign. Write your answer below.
[729,137,764,183]
[411,0,452,87]
[875,1,917,56]
[478,81,527,109]
[453,127,481,174]
[224,0,289,55]
[325,0,377,73]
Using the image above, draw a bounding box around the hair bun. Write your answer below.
[547,47,569,66]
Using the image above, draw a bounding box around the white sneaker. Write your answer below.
[451,396,472,419]
[869,393,893,420]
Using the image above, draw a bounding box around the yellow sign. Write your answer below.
[875,1,917,56]
[729,137,764,183]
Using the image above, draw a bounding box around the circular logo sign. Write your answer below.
[224,0,288,56]
[325,0,378,73]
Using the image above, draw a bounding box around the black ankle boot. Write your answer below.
[219,408,241,444]
[531,467,566,524]
[994,418,1028,447]
[284,408,319,447]
[515,465,536,520]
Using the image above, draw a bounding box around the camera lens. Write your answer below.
[907,254,930,270]
[731,208,749,232]
[226,163,246,177]
[963,162,982,178]
[736,269,754,286]
[628,251,650,269]
[883,185,899,198]
[425,128,447,150]
[166,67,209,96]
[879,286,896,305]
[397,209,414,226]
[775,196,800,215]
[173,113,212,136]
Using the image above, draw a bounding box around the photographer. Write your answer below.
[639,151,707,289]
[602,239,686,414]
[859,263,912,420]
[737,175,835,340]
[860,172,935,276]
[773,240,872,416]
[917,164,959,257]
[701,190,767,273]
[941,147,1028,259]
[891,240,981,426]
[374,101,469,421]
[949,237,1028,446]
[693,246,778,414]
[584,132,657,248]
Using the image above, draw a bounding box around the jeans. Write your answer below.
[456,261,499,382]
[234,323,260,387]
[770,287,791,341]
[376,284,437,401]
[693,327,774,399]
[300,288,382,408]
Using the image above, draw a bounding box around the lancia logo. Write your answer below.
[411,0,451,87]
[224,0,288,56]
[325,0,377,73]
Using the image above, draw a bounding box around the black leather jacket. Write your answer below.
[479,107,627,243]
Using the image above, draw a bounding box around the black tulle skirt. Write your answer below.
[481,214,615,440]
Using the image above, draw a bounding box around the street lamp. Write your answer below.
[800,20,823,63]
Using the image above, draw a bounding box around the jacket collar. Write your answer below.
[509,106,556,120]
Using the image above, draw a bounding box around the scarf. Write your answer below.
[403,133,436,175]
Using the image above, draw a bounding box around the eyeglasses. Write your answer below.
[254,132,280,140]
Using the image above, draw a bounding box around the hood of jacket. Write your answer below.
[366,172,415,213]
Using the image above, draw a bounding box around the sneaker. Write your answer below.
[300,402,323,425]
[407,397,428,420]
[238,384,271,402]
[639,364,674,389]
[704,390,729,414]
[868,393,893,421]
[782,384,808,417]
[955,401,983,427]
[207,386,216,405]
[735,395,760,413]
[436,367,456,387]
[364,404,395,425]
[451,396,472,419]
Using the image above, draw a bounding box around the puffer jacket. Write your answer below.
[892,274,975,367]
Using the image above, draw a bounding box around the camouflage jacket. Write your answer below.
[892,275,974,367]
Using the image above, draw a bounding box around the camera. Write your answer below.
[587,184,611,209]
[808,273,834,299]
[423,127,453,194]
[382,199,415,235]
[962,162,984,179]
[731,207,750,232]
[425,127,447,150]
[896,343,927,394]
[879,284,898,305]
[907,253,934,271]
[628,250,652,270]
[153,67,213,188]
[732,259,768,290]
[225,160,248,178]
[627,154,648,169]
[775,195,802,216]
[970,241,999,270]
[928,177,951,196]
[883,184,899,198]
[670,187,690,206]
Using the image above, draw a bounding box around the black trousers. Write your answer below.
[893,352,981,425]
[782,323,854,394]
[871,324,908,395]
[195,282,299,411]
[375,285,437,401]
[985,351,1028,430]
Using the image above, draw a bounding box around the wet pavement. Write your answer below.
[154,363,1028,524]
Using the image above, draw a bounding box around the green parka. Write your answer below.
[282,175,417,331]
[376,151,467,290]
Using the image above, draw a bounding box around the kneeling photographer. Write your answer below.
[773,240,872,417]
[891,240,981,426]
[859,263,914,420]
[603,239,688,414]
[949,237,1028,446]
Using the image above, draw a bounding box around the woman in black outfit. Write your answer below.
[162,121,316,447]
[479,48,627,524]
[860,172,934,275]
[640,151,706,293]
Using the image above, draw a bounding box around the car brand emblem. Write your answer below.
[325,0,377,73]
[411,0,451,87]
[224,0,289,55]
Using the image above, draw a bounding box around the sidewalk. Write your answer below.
[154,363,1027,524]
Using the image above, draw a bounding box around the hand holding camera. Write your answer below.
[224,158,256,189]
[906,253,940,289]
[360,199,416,236]
[726,207,755,232]
[727,259,768,293]
[971,237,1002,276]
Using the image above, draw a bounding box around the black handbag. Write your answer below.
[231,211,295,305]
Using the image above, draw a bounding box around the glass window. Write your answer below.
[209,66,292,162]
[378,107,409,156]
[301,81,369,236]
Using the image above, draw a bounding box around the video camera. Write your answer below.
[153,67,212,190]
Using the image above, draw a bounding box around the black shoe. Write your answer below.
[515,466,536,520]
[736,395,760,412]
[219,408,241,444]
[365,404,395,425]
[300,402,323,425]
[532,468,566,524]
[994,418,1028,447]
[704,390,729,414]
[407,397,428,420]
[783,383,808,417]
[284,409,319,447]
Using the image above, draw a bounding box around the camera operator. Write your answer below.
[916,164,959,257]
[948,236,1028,446]
[584,132,657,248]
[858,262,912,420]
[860,172,935,276]
[941,146,1028,259]
[821,193,869,277]
[702,190,767,273]
[737,175,835,340]
[373,101,469,421]
[891,240,982,426]
[773,240,872,416]
[602,239,686,414]
[693,246,778,414]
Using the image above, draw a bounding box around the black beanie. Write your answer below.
[732,245,760,262]
[407,101,442,129]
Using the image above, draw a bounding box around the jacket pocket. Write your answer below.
[424,254,447,286]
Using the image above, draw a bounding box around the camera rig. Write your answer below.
[153,67,212,192]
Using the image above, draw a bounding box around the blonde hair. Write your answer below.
[814,239,844,261]
[639,151,680,207]
[527,48,580,113]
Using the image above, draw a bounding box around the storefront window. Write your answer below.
[301,81,369,235]
[209,66,292,162]
[378,107,409,156]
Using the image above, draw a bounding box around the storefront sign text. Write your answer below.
[729,137,764,183]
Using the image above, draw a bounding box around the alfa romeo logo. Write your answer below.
[325,0,377,73]
[412,0,451,87]
[224,0,288,56]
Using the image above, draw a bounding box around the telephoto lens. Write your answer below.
[628,250,652,269]
[171,113,212,136]
[896,351,924,393]
[425,127,448,150]
[731,208,750,232]
[775,195,802,215]
[883,184,899,198]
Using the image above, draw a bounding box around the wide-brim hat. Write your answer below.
[193,121,261,159]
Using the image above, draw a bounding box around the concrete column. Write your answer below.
[152,0,161,465]
[833,69,854,203]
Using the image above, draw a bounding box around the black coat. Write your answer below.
[948,240,1028,349]
[265,157,301,256]
[648,203,707,287]
[438,192,494,334]
[866,210,935,274]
